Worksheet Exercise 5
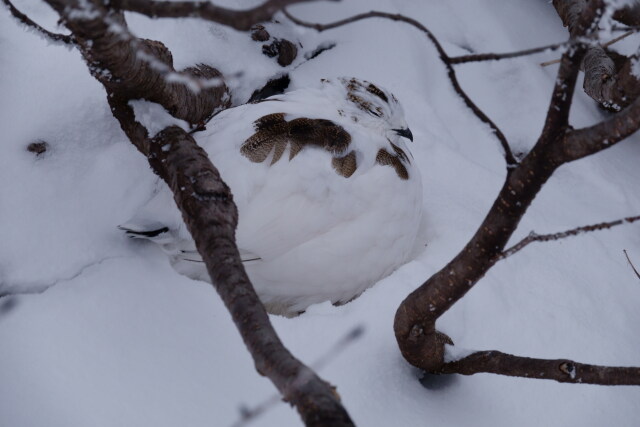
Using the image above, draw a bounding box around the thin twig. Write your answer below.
[283,9,519,169]
[440,349,640,385]
[541,29,637,67]
[1,0,74,44]
[623,250,640,280]
[603,30,636,47]
[610,25,640,33]
[499,215,640,260]
[450,40,570,64]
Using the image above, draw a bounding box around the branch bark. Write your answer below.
[440,350,640,385]
[109,98,353,425]
[24,0,355,424]
[554,0,640,110]
[112,0,330,31]
[499,215,640,260]
[2,0,74,44]
[613,3,640,27]
[43,0,229,125]
[449,40,570,65]
[285,6,640,381]
[392,1,640,378]
[283,9,518,170]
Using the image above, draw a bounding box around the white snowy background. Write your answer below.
[1,0,640,426]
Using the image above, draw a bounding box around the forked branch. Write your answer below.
[387,0,640,382]
[553,0,640,110]
[284,9,519,169]
[12,0,354,424]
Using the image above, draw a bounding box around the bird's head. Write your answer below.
[325,77,413,143]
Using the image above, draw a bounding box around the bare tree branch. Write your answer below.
[1,0,74,44]
[393,0,640,380]
[560,92,640,161]
[109,97,354,425]
[40,0,229,125]
[18,0,356,423]
[554,0,640,110]
[613,3,640,27]
[390,1,638,379]
[233,326,364,427]
[450,40,570,65]
[499,215,640,260]
[540,29,637,67]
[393,45,588,371]
[623,250,640,280]
[112,0,332,31]
[440,350,640,385]
[283,9,518,169]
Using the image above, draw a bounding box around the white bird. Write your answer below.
[120,77,423,316]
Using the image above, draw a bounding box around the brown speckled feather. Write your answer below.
[376,148,409,180]
[332,151,357,178]
[242,113,355,177]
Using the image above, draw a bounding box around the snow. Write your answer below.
[2,0,640,426]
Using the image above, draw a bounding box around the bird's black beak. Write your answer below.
[394,128,413,142]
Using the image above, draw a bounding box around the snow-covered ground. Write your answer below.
[2,0,640,426]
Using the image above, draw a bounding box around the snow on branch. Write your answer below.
[40,0,230,125]
[112,0,333,31]
[440,350,640,386]
[108,93,355,427]
[379,0,640,380]
[26,0,356,422]
[499,215,640,260]
[554,0,640,110]
[283,9,519,170]
[613,3,640,27]
[1,0,74,45]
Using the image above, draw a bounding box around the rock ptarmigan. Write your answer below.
[120,77,423,316]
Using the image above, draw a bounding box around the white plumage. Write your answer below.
[121,77,423,316]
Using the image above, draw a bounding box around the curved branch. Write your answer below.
[112,0,330,31]
[42,0,229,125]
[283,9,518,169]
[560,92,640,162]
[33,0,355,423]
[1,0,74,44]
[441,350,640,385]
[393,2,620,373]
[499,215,640,260]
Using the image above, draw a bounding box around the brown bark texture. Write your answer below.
[112,0,326,30]
[554,0,640,110]
[393,0,640,379]
[439,351,640,385]
[282,2,640,385]
[44,0,229,125]
[31,0,355,424]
